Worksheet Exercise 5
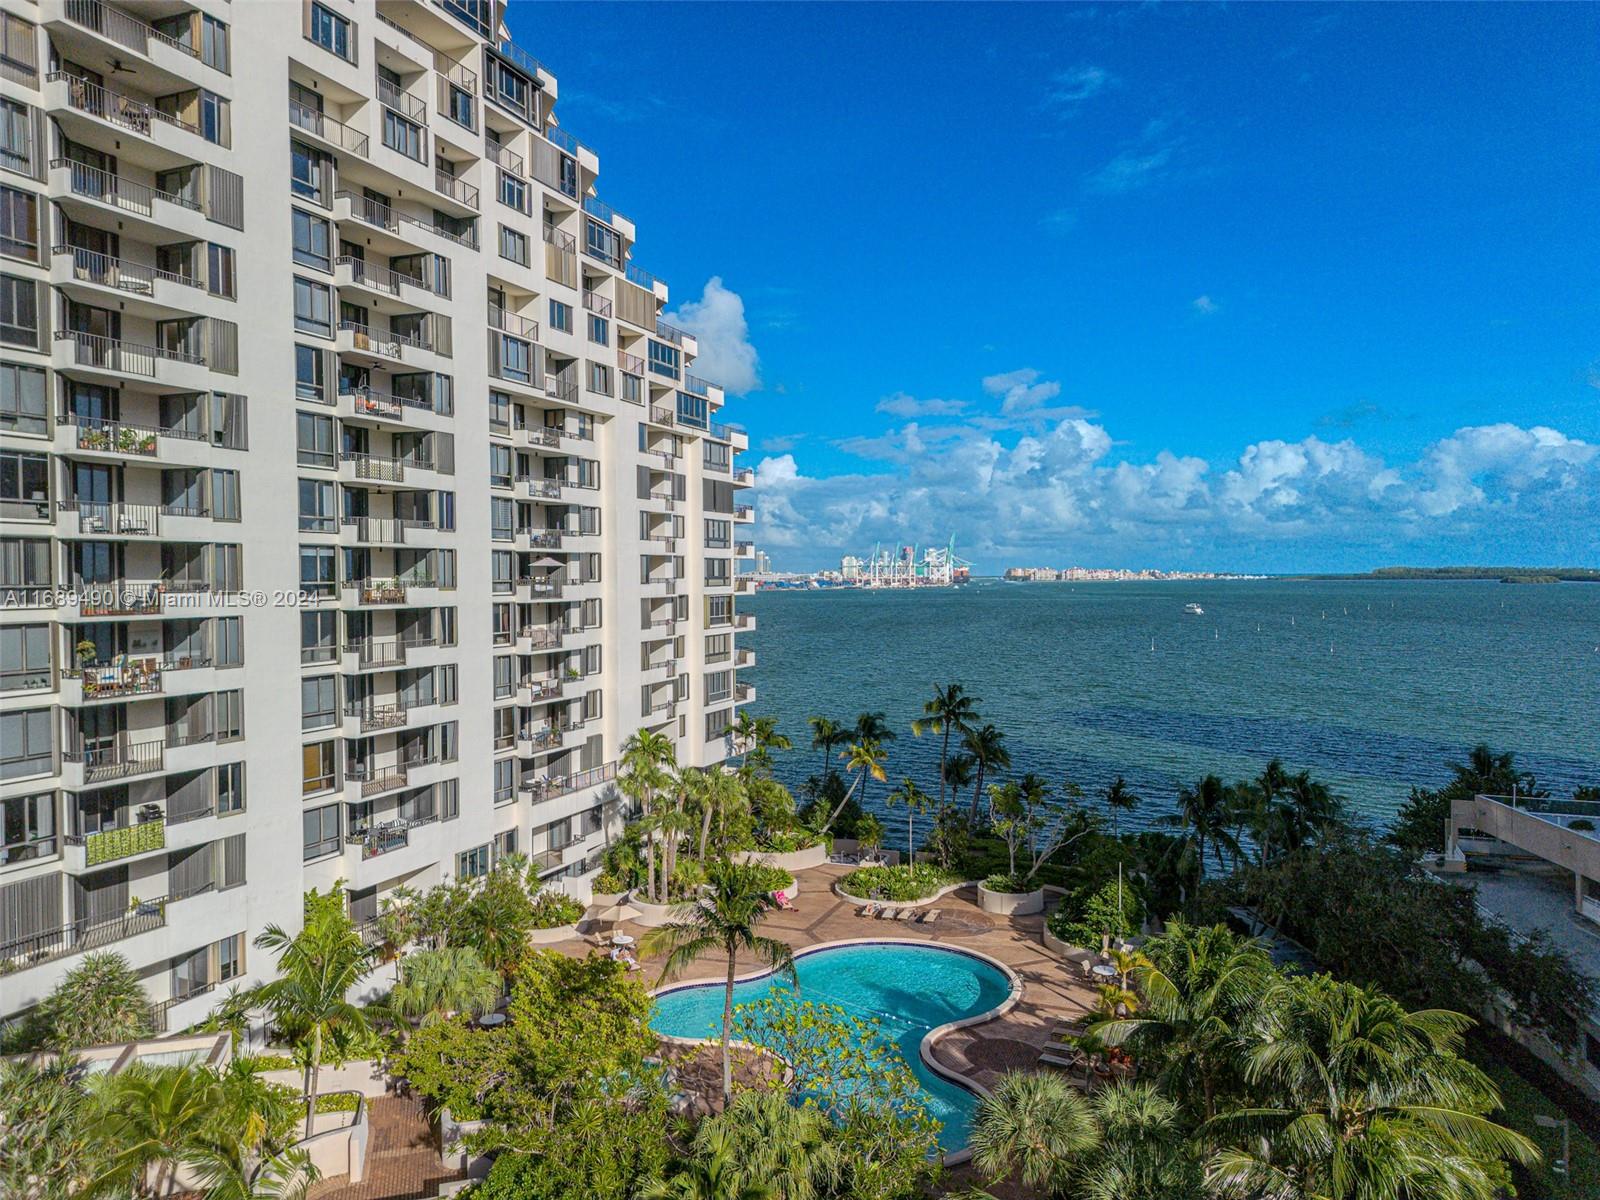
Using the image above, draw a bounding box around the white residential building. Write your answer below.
[0,0,754,1032]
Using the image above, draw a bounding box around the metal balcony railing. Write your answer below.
[348,812,438,859]
[64,734,167,783]
[54,245,203,294]
[582,289,612,317]
[60,500,162,536]
[1,894,169,971]
[62,0,202,62]
[346,702,410,731]
[51,158,200,217]
[50,72,198,137]
[291,101,369,156]
[378,77,427,122]
[488,304,539,339]
[56,330,203,377]
[485,140,524,177]
[655,320,687,345]
[434,169,479,209]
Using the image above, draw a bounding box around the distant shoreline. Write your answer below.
[750,566,1600,590]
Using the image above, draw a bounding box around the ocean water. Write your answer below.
[651,942,1011,1150]
[741,579,1600,842]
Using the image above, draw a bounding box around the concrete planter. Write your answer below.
[977,883,1045,916]
[590,890,625,908]
[628,896,689,927]
[833,878,973,910]
[734,842,828,872]
[526,922,581,945]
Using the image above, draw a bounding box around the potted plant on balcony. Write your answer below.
[81,425,111,451]
[76,640,99,695]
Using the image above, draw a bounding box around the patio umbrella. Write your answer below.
[592,901,642,938]
[533,556,565,568]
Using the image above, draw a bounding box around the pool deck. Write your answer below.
[556,862,1100,1095]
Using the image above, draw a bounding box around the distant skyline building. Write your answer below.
[0,0,752,1030]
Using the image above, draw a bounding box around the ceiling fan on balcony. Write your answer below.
[107,58,136,76]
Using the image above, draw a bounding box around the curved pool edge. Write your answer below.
[649,937,1024,1164]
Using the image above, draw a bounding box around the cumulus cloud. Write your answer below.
[748,380,1600,569]
[663,277,760,395]
[1191,294,1219,316]
[876,392,968,419]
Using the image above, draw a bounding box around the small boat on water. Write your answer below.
[1184,603,1204,615]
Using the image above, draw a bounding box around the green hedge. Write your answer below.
[743,864,796,894]
[530,891,584,929]
[839,864,959,903]
[1048,879,1143,948]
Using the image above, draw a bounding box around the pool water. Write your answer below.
[650,941,1012,1151]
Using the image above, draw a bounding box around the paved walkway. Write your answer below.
[310,1094,463,1200]
[570,862,1098,1093]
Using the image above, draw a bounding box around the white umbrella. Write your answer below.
[534,556,565,568]
[592,901,642,939]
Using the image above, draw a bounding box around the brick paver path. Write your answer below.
[310,1093,463,1200]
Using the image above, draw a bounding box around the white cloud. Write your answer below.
[663,277,760,395]
[1047,66,1113,108]
[875,392,968,419]
[749,376,1600,569]
[982,368,1062,414]
[1084,118,1185,196]
[1192,294,1219,316]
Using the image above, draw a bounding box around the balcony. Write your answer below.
[433,169,479,212]
[335,256,438,303]
[488,304,539,340]
[53,330,208,388]
[63,735,167,784]
[618,350,645,375]
[733,613,756,632]
[530,846,568,872]
[58,413,214,467]
[519,677,564,704]
[57,500,216,542]
[520,761,617,803]
[47,72,201,154]
[346,763,410,799]
[735,648,755,668]
[290,100,369,157]
[524,529,563,550]
[735,540,755,557]
[518,624,563,652]
[340,516,411,546]
[485,140,524,177]
[733,468,755,487]
[517,724,566,754]
[348,813,439,861]
[345,577,431,605]
[64,818,166,868]
[1,895,168,975]
[343,637,410,670]
[51,245,207,316]
[735,681,755,703]
[340,450,430,484]
[582,289,612,318]
[62,660,166,702]
[346,702,412,733]
[734,504,755,522]
[48,159,208,242]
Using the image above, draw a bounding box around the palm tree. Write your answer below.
[963,724,1011,819]
[942,751,976,802]
[388,946,501,1025]
[642,1122,775,1200]
[910,682,981,827]
[1162,774,1242,890]
[621,728,677,902]
[645,861,797,1102]
[850,713,895,808]
[884,776,932,859]
[1091,920,1274,1121]
[1283,768,1342,851]
[1080,1082,1199,1200]
[92,1064,224,1198]
[727,712,791,775]
[820,739,887,834]
[806,716,845,782]
[969,1070,1100,1195]
[1206,975,1538,1199]
[253,892,375,1140]
[695,1091,841,1200]
[30,951,155,1051]
[1102,776,1140,839]
[187,1140,316,1200]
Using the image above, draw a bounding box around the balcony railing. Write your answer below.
[56,330,204,377]
[582,194,625,228]
[683,374,712,398]
[346,702,410,731]
[337,256,428,298]
[378,77,427,122]
[59,500,163,536]
[733,468,755,485]
[65,818,166,866]
[54,245,203,295]
[486,140,524,177]
[520,761,616,802]
[341,516,407,545]
[625,262,659,291]
[64,735,168,783]
[648,405,675,427]
[520,624,563,648]
[352,578,409,604]
[655,320,687,345]
[488,304,539,339]
[434,169,479,210]
[51,158,201,218]
[582,289,612,318]
[351,765,409,798]
[64,661,165,699]
[1,895,169,971]
[735,504,755,519]
[342,451,425,481]
[62,0,203,62]
[290,100,369,156]
[50,72,197,137]
[348,813,438,859]
[343,637,409,668]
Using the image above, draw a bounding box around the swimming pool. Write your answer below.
[650,940,1015,1152]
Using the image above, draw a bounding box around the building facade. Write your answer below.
[0,0,754,1031]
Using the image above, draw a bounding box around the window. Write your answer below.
[383,110,424,162]
[493,758,514,804]
[2,791,54,864]
[705,708,731,743]
[706,670,732,703]
[297,412,334,468]
[300,610,336,664]
[446,84,473,129]
[1,449,48,517]
[489,444,512,488]
[587,362,612,396]
[198,90,229,146]
[498,224,529,266]
[307,3,352,61]
[494,334,530,383]
[214,616,242,667]
[0,273,38,347]
[1,537,49,597]
[704,440,731,471]
[559,155,578,199]
[216,690,244,740]
[492,653,513,699]
[584,219,620,268]
[1,98,31,169]
[217,762,245,814]
[302,740,335,794]
[1,708,50,780]
[295,345,327,403]
[0,624,48,692]
[292,210,331,271]
[648,339,680,380]
[201,15,230,72]
[290,140,329,201]
[587,314,609,346]
[549,299,572,333]
[206,243,236,298]
[620,372,642,404]
[303,805,340,861]
[298,478,335,532]
[490,496,514,540]
[0,363,46,435]
[705,633,731,662]
[293,277,332,336]
[217,933,243,981]
[211,469,241,521]
[498,172,528,213]
[0,185,38,261]
[457,845,490,879]
[705,519,731,548]
[301,676,337,731]
[488,390,511,432]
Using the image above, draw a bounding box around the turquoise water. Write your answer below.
[650,942,1012,1150]
[744,580,1600,843]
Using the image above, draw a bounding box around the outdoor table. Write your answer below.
[1090,962,1118,979]
[612,933,636,947]
[478,1013,506,1028]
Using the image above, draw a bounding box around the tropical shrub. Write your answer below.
[592,868,628,894]
[528,890,584,929]
[1049,879,1144,949]
[467,1093,670,1200]
[4,952,154,1052]
[983,872,1032,894]
[740,863,796,894]
[839,863,959,902]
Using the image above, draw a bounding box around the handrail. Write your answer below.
[438,58,478,94]
[683,374,713,397]
[434,169,479,209]
[494,39,546,81]
[337,190,475,248]
[486,140,525,177]
[0,893,169,966]
[544,124,584,156]
[336,256,427,297]
[488,304,539,339]
[54,244,202,292]
[655,320,687,345]
[62,0,202,62]
[582,289,612,317]
[542,222,576,253]
[618,350,645,374]
[49,71,198,136]
[51,157,201,214]
[290,100,369,156]
[377,76,427,122]
[582,194,625,228]
[56,330,204,375]
[625,263,659,290]
[63,412,206,447]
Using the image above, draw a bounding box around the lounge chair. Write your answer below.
[855,903,874,917]
[919,909,940,925]
[1037,1051,1080,1070]
[878,907,900,920]
[895,907,915,921]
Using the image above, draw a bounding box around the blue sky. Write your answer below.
[506,2,1600,573]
